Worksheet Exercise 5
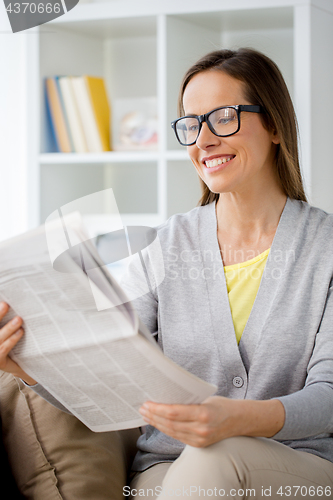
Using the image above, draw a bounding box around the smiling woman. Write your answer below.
[125,48,333,498]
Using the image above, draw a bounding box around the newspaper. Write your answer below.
[0,214,217,432]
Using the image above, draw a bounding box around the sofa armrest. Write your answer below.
[0,371,140,499]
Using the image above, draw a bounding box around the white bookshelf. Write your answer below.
[6,0,333,240]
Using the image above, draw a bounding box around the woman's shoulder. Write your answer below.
[287,198,333,252]
[291,198,333,228]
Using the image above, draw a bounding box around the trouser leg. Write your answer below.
[129,463,172,499]
[130,437,333,499]
[157,437,333,499]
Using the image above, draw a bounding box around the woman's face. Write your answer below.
[182,70,280,196]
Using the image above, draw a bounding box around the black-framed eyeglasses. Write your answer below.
[171,105,264,146]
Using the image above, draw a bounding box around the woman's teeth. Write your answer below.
[205,156,234,168]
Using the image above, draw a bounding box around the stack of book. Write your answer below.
[45,76,111,153]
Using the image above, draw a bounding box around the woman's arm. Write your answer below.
[0,301,36,386]
[139,314,333,448]
[28,382,72,414]
[139,281,333,447]
[273,280,333,441]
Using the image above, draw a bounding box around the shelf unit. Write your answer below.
[3,0,333,241]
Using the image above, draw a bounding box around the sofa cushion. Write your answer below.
[0,371,140,499]
[0,415,25,499]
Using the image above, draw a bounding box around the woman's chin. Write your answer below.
[203,182,234,195]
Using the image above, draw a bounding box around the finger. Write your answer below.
[140,405,215,443]
[0,328,24,373]
[140,402,200,422]
[141,412,185,435]
[141,416,208,447]
[0,316,23,342]
[0,301,9,321]
[0,328,24,355]
[141,413,194,433]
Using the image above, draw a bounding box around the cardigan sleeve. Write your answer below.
[119,251,159,339]
[273,283,333,440]
[24,381,72,413]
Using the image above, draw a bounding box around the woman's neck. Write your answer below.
[216,189,287,247]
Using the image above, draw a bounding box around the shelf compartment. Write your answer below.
[40,18,157,154]
[40,161,158,223]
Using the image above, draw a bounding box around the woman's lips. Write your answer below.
[202,155,236,170]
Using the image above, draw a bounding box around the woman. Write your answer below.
[1,48,333,499]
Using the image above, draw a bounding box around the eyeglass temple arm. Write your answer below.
[238,105,264,113]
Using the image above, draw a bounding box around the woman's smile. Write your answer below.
[202,154,236,169]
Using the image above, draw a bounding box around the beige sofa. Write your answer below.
[0,371,140,499]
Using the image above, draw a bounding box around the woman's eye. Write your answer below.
[218,116,234,125]
[188,123,199,132]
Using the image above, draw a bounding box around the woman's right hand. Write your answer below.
[0,301,37,385]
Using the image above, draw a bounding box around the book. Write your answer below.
[85,76,111,152]
[71,76,111,152]
[0,204,216,432]
[45,77,72,153]
[58,77,88,153]
[54,76,75,153]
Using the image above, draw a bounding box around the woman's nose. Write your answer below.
[195,122,221,150]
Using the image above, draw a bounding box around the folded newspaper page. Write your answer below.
[0,213,217,432]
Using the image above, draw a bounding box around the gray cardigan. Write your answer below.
[34,197,333,471]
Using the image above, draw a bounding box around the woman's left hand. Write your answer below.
[139,396,243,447]
[139,396,285,447]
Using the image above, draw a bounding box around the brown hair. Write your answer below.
[178,48,307,205]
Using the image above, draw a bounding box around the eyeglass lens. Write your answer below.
[176,107,238,145]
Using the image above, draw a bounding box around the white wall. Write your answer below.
[0,9,25,241]
[310,5,333,213]
[0,7,38,241]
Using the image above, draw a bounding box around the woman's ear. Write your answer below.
[272,129,280,145]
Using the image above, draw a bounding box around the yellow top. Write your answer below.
[224,248,270,344]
